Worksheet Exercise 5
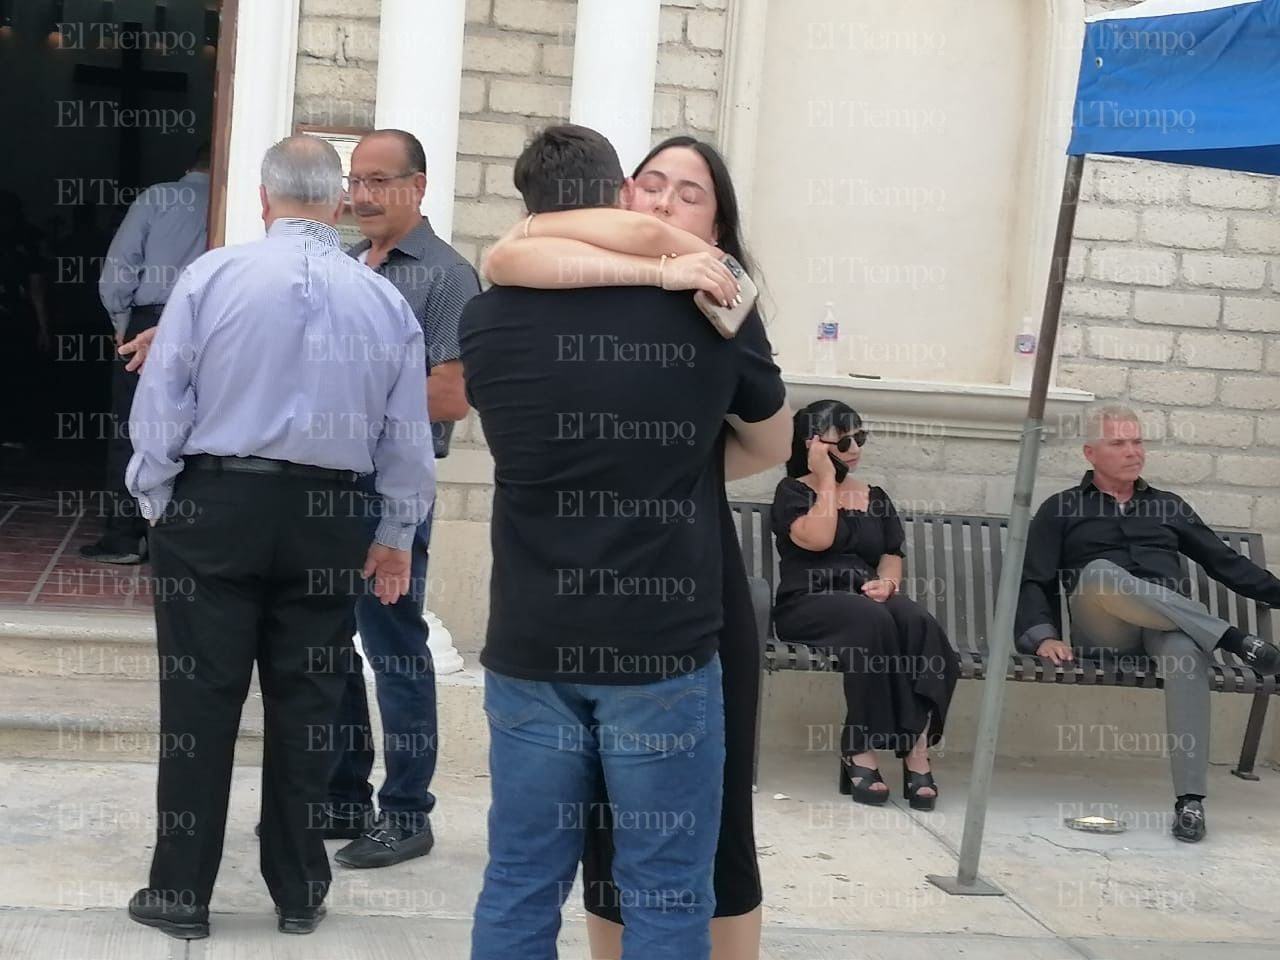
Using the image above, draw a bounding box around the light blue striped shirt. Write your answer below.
[125,218,435,551]
[99,170,211,335]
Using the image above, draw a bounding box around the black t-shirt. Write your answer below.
[460,287,786,684]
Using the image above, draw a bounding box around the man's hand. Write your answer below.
[119,326,158,373]
[861,579,895,603]
[1037,638,1074,665]
[363,544,412,605]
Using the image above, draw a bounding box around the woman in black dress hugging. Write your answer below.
[770,400,959,809]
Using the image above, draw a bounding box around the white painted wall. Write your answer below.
[747,0,1055,385]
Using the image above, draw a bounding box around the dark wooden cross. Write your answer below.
[72,21,189,190]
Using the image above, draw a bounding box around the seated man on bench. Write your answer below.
[1015,404,1280,844]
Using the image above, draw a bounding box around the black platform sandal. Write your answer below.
[901,760,938,811]
[838,757,889,805]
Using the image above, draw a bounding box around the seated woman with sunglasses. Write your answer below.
[770,400,959,809]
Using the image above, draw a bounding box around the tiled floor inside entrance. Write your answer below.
[0,445,152,612]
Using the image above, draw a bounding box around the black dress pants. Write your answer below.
[100,306,162,546]
[146,468,368,909]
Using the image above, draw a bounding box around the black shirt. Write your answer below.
[460,289,786,684]
[1015,471,1280,652]
[770,479,904,604]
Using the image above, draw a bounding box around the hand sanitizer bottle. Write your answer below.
[815,303,839,377]
[1011,315,1037,390]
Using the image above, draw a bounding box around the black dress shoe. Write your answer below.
[277,903,326,935]
[334,813,433,869]
[256,805,375,840]
[1172,799,1207,843]
[79,537,147,565]
[127,888,209,940]
[1237,636,1280,674]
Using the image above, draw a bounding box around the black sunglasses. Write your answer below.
[817,431,868,452]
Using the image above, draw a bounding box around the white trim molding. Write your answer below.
[716,0,771,234]
[784,374,1095,441]
[224,0,301,245]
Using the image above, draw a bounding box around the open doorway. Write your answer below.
[0,0,236,606]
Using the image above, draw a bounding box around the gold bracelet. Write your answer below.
[523,213,536,238]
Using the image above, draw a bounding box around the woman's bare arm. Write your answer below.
[484,237,664,288]
[789,479,840,552]
[528,208,715,257]
[876,554,904,591]
[485,238,739,303]
[723,406,793,481]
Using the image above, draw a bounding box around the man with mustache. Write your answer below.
[323,129,478,868]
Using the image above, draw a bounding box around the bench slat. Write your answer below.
[931,518,949,641]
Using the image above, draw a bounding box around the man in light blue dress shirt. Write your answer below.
[123,135,434,941]
[82,144,211,565]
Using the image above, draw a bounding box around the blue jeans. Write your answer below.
[328,501,437,824]
[471,656,725,960]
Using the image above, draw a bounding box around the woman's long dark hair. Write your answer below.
[631,136,758,281]
[786,400,863,478]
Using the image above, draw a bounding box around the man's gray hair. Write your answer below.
[261,135,343,206]
[1084,404,1141,443]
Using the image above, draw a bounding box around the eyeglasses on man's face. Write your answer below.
[343,172,418,193]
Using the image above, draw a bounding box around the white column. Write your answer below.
[426,611,464,675]
[223,0,301,245]
[716,0,772,235]
[570,0,662,173]
[375,0,469,672]
[374,0,467,241]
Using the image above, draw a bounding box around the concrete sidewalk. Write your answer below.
[1,748,1277,958]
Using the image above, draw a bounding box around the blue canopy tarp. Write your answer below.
[1068,0,1280,175]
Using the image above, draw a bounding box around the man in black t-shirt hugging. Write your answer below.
[460,125,787,960]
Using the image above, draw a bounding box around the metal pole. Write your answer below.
[929,153,1087,896]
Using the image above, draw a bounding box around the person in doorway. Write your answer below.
[462,124,790,960]
[771,400,958,809]
[83,144,210,564]
[322,128,478,869]
[1017,404,1280,843]
[123,135,432,939]
[0,191,53,450]
[482,134,789,960]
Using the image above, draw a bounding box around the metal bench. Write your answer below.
[731,501,1279,781]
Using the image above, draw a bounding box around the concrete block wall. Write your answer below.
[1056,153,1280,538]
[294,0,382,130]
[293,0,729,265]
[450,0,728,264]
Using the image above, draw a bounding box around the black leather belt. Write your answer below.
[186,454,360,486]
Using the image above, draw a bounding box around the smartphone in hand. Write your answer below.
[829,451,849,483]
[694,254,758,339]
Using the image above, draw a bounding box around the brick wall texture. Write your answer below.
[293,0,729,266]
[292,0,1280,561]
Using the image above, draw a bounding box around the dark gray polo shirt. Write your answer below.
[348,217,480,458]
